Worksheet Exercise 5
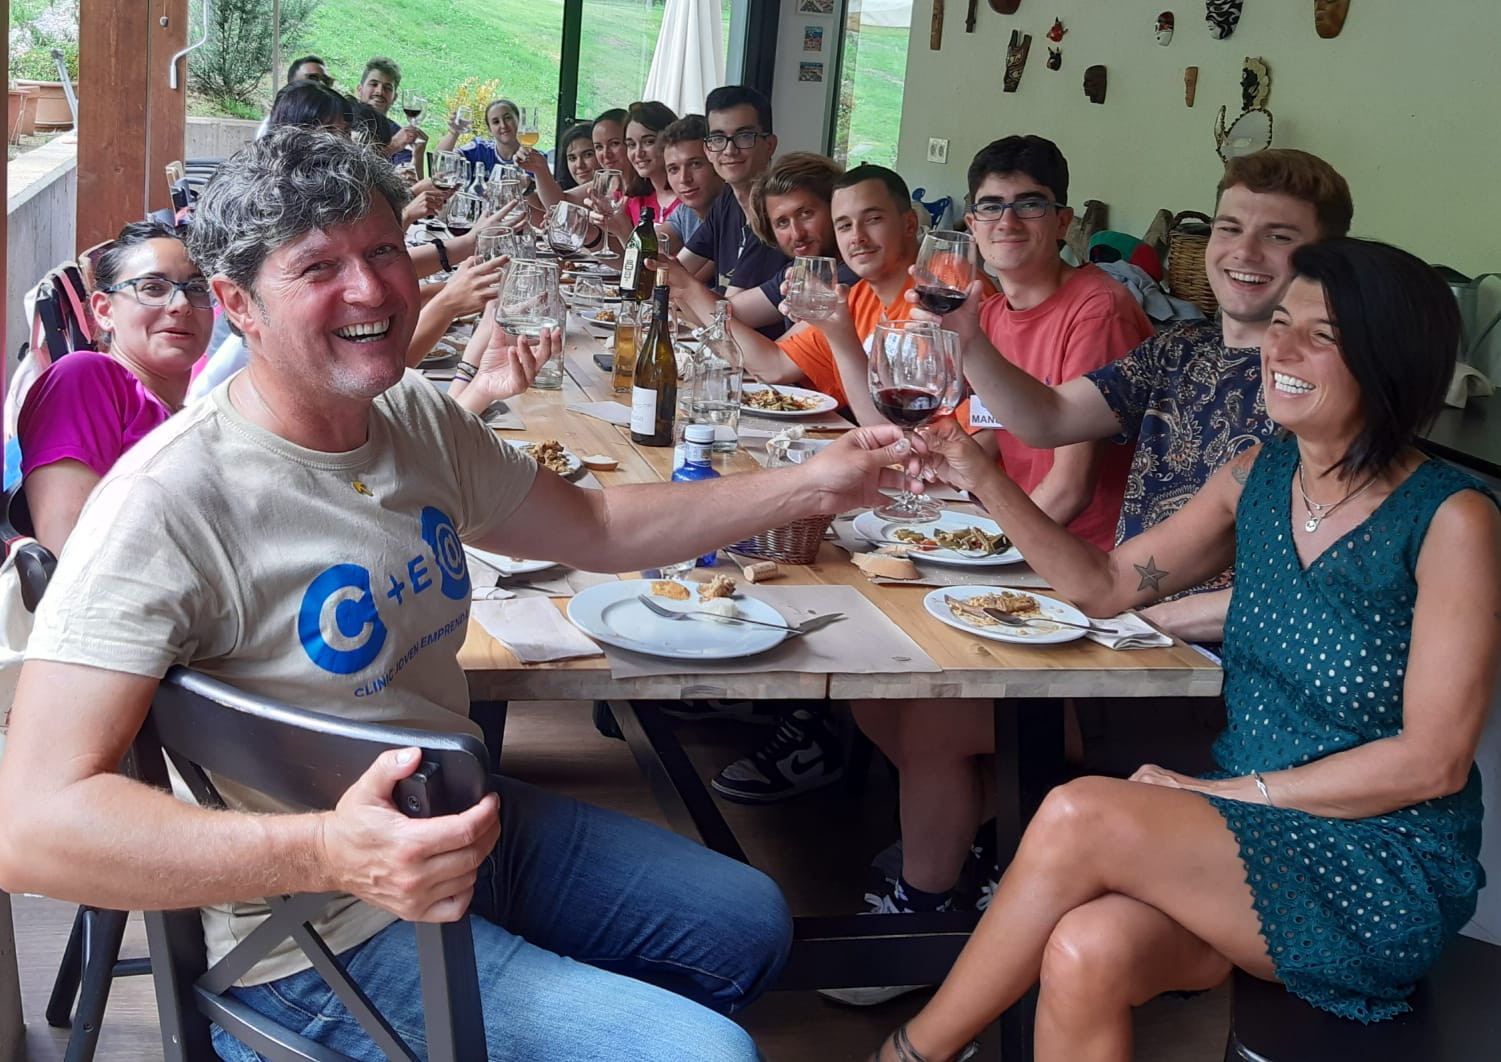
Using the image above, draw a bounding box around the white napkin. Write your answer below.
[567,401,631,426]
[1084,612,1174,651]
[471,598,603,662]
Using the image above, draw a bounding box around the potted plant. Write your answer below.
[9,0,79,130]
[7,83,36,142]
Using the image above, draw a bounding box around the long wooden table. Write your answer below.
[449,325,1222,1055]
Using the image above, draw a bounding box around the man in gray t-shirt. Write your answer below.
[0,128,916,1060]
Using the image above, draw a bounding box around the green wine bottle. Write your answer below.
[619,206,658,303]
[630,268,676,447]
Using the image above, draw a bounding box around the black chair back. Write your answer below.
[135,667,491,1062]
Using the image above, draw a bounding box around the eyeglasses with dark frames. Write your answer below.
[102,276,214,309]
[703,130,767,153]
[968,198,1060,222]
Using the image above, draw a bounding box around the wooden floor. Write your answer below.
[10,699,1230,1061]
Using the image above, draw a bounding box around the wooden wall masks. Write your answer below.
[1004,31,1032,92]
[1083,64,1106,104]
[1315,0,1350,39]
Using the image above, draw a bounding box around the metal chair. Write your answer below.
[1224,933,1501,1061]
[137,667,490,1061]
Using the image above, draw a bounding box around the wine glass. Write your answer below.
[868,320,953,522]
[475,223,512,263]
[588,168,626,259]
[785,255,840,320]
[517,106,541,149]
[913,230,977,314]
[432,152,468,192]
[453,106,473,133]
[444,193,484,238]
[401,93,426,126]
[547,201,591,257]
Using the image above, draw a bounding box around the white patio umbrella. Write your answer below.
[643,0,726,117]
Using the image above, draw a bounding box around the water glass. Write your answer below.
[432,152,468,192]
[785,255,840,320]
[685,349,743,453]
[548,201,591,256]
[496,260,564,388]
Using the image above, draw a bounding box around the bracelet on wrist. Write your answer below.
[431,238,452,273]
[454,360,479,382]
[584,226,605,251]
[1251,769,1273,806]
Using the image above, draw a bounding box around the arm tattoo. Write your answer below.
[1134,556,1169,593]
[1230,461,1250,485]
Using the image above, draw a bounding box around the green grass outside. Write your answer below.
[193,0,906,163]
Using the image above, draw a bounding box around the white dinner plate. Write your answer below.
[740,383,840,418]
[567,579,792,659]
[465,545,556,578]
[922,586,1088,646]
[506,439,584,477]
[851,510,1023,567]
[576,307,621,338]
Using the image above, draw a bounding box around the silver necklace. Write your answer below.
[1296,461,1377,534]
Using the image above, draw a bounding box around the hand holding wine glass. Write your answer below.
[516,106,541,149]
[913,230,977,314]
[868,319,954,521]
[495,260,563,339]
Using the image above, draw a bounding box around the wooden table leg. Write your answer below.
[0,891,24,1062]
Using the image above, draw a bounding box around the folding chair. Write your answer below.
[136,667,490,1061]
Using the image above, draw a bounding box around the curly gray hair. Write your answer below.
[187,128,412,292]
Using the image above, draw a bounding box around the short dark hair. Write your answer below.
[704,85,773,135]
[833,163,911,215]
[94,221,192,292]
[286,55,325,85]
[749,152,843,246]
[966,134,1069,205]
[662,114,708,149]
[361,57,401,86]
[1218,149,1352,239]
[267,80,353,133]
[1290,238,1458,478]
[348,99,390,149]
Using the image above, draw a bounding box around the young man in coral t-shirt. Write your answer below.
[954,135,1151,549]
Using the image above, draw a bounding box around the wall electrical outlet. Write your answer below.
[926,137,949,164]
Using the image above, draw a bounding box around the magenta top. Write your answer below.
[19,351,173,479]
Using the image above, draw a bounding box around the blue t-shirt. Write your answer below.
[683,187,787,295]
[377,113,412,167]
[459,138,511,176]
[666,206,704,247]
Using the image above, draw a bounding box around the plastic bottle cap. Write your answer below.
[684,424,715,444]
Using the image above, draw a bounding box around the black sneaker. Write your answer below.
[710,707,844,803]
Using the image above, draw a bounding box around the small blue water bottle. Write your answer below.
[672,424,720,567]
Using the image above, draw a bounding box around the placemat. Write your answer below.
[482,401,527,431]
[599,584,941,679]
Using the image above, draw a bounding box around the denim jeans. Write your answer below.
[211,777,792,1061]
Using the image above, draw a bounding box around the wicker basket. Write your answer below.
[732,514,835,565]
[1165,210,1218,316]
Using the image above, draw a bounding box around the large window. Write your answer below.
[574,0,736,122]
[830,0,910,167]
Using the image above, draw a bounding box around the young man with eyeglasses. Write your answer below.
[677,86,786,298]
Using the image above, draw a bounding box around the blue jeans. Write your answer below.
[211,777,792,1061]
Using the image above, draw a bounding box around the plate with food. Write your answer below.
[564,260,622,279]
[740,383,840,417]
[507,438,583,477]
[922,586,1088,645]
[577,306,621,338]
[566,577,791,659]
[851,510,1023,567]
[464,545,556,578]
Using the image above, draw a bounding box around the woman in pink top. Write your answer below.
[18,221,213,553]
[623,100,683,225]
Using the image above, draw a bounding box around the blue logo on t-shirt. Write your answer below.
[298,564,386,674]
[297,507,471,676]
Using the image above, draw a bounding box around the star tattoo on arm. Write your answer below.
[1133,556,1169,593]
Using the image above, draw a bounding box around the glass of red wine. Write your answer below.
[913,230,976,315]
[444,193,484,239]
[869,320,953,522]
[432,152,468,193]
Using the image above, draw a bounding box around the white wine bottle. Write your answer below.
[630,268,676,446]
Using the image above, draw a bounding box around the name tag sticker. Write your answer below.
[968,396,1003,429]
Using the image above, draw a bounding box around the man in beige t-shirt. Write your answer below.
[0,128,917,1061]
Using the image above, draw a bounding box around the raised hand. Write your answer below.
[907,274,986,348]
[915,417,1003,495]
[319,747,501,923]
[440,254,508,318]
[799,425,925,512]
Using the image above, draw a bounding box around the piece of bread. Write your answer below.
[852,552,920,580]
[580,454,618,471]
[650,580,690,600]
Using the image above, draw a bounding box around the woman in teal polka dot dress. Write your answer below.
[868,238,1500,1062]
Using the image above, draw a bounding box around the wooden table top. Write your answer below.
[452,325,1222,703]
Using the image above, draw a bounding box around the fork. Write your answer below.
[636,594,842,635]
[942,595,1118,635]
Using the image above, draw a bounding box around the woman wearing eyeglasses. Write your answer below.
[17,222,213,553]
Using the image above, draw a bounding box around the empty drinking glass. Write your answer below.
[785,255,840,321]
[432,152,468,192]
[547,202,592,257]
[496,261,564,388]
